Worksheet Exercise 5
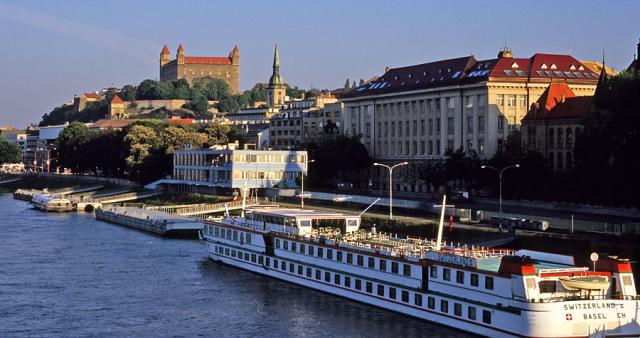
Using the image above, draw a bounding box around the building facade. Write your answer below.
[109,95,126,119]
[160,44,240,94]
[341,49,599,193]
[171,145,307,189]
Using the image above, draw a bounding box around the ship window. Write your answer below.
[289,263,294,273]
[485,276,494,290]
[291,242,297,252]
[299,244,305,254]
[246,233,251,244]
[470,273,478,286]
[366,281,373,293]
[344,276,351,288]
[347,253,353,264]
[327,249,333,260]
[427,297,435,309]
[389,287,397,299]
[275,239,280,248]
[281,261,286,270]
[430,266,437,278]
[231,249,236,257]
[258,256,263,265]
[468,306,477,320]
[401,290,409,303]
[334,274,341,285]
[233,230,238,241]
[443,268,451,281]
[456,271,464,284]
[403,264,411,277]
[297,265,303,275]
[308,245,314,256]
[225,248,230,256]
[214,227,220,237]
[283,241,288,251]
[368,257,375,268]
[357,255,364,266]
[355,279,362,290]
[482,310,492,324]
[539,280,556,293]
[414,294,423,306]
[377,284,385,296]
[454,303,462,316]
[379,259,387,271]
[306,267,312,277]
[337,251,343,262]
[318,247,324,258]
[244,253,250,261]
[315,269,321,280]
[440,300,449,313]
[325,271,331,282]
[391,262,399,274]
[251,254,256,263]
[273,259,278,268]
[265,257,270,267]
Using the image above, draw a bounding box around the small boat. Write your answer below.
[31,193,74,212]
[559,276,609,291]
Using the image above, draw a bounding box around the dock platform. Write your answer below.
[95,206,203,237]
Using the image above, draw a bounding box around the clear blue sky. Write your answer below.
[0,0,638,127]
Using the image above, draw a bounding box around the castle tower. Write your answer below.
[266,45,286,108]
[160,44,170,66]
[230,45,239,65]
[177,43,185,65]
[109,95,126,119]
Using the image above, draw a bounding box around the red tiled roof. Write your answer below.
[111,95,124,104]
[89,119,134,129]
[184,56,232,65]
[523,83,591,121]
[83,93,100,99]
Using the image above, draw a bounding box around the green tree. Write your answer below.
[172,79,191,99]
[123,125,161,167]
[135,79,158,99]
[306,135,372,188]
[153,81,175,99]
[0,138,21,164]
[39,104,76,126]
[192,76,231,100]
[201,123,231,146]
[218,94,240,113]
[120,85,137,101]
[56,122,95,173]
[187,88,210,116]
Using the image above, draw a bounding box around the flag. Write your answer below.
[448,209,454,232]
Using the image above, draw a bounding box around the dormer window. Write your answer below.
[541,64,548,69]
[570,65,576,70]
[511,62,519,68]
[550,64,557,69]
[578,65,584,70]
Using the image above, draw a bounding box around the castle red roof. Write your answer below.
[161,44,170,54]
[184,56,232,65]
[89,119,134,130]
[83,93,100,99]
[111,95,124,104]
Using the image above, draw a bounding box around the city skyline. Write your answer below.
[1,0,639,127]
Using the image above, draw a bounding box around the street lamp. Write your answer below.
[481,164,520,231]
[373,161,408,219]
[300,159,314,209]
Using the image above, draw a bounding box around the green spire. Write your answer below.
[269,44,284,87]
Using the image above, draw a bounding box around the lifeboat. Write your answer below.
[559,276,609,291]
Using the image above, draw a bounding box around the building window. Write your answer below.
[366,281,373,293]
[318,247,324,258]
[401,290,409,303]
[299,243,305,254]
[443,268,450,281]
[478,116,485,132]
[308,245,314,256]
[427,296,435,309]
[485,276,494,290]
[430,266,438,278]
[368,257,375,268]
[447,117,454,135]
[456,271,464,284]
[344,276,351,288]
[336,251,343,262]
[440,300,449,313]
[355,279,362,290]
[297,265,303,275]
[470,273,479,287]
[467,116,473,133]
[507,95,516,107]
[389,287,397,299]
[327,249,333,260]
[334,274,341,285]
[377,284,385,296]
[454,303,462,316]
[482,310,492,324]
[306,267,312,278]
[379,259,387,271]
[415,294,423,306]
[519,95,526,108]
[315,269,321,280]
[468,306,477,320]
[347,253,353,264]
[357,255,364,266]
[325,271,331,282]
[283,241,288,251]
[497,95,504,106]
[447,97,455,109]
[391,262,399,274]
[403,264,411,277]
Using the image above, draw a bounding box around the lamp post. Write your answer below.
[481,164,520,231]
[300,159,314,209]
[373,161,408,219]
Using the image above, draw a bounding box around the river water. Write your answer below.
[0,193,474,338]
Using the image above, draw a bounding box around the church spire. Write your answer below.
[268,45,284,87]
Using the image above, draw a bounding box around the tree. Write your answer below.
[136,79,157,99]
[201,123,231,146]
[56,122,95,173]
[123,125,161,167]
[192,76,231,100]
[153,81,175,99]
[306,135,372,188]
[120,85,137,101]
[0,138,20,164]
[172,79,191,99]
[218,94,240,113]
[39,104,76,126]
[187,89,210,116]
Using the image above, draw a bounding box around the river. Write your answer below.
[0,193,474,338]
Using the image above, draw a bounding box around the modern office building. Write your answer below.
[167,144,308,190]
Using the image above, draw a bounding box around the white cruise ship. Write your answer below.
[201,199,640,337]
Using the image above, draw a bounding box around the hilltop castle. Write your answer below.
[159,44,240,94]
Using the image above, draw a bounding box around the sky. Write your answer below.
[0,0,638,128]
